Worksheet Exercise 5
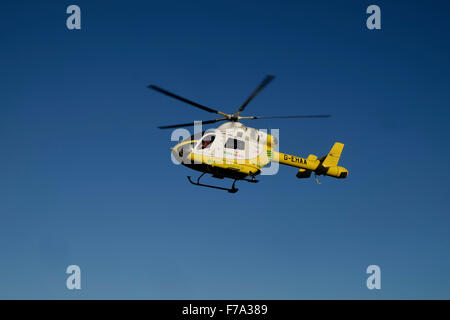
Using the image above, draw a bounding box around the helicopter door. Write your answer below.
[224,137,246,160]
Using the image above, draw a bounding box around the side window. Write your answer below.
[197,134,215,150]
[224,138,245,150]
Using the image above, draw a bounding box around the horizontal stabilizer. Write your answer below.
[296,168,312,179]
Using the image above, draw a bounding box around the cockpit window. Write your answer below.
[197,134,215,150]
[224,138,245,150]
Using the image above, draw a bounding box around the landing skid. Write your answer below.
[187,173,239,193]
[243,176,259,183]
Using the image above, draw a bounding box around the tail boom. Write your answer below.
[271,142,348,179]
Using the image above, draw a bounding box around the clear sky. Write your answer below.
[1,0,450,299]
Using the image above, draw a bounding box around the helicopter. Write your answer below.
[148,75,348,193]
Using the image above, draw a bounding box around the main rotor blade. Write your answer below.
[158,118,228,129]
[239,114,331,120]
[148,85,229,117]
[234,75,275,117]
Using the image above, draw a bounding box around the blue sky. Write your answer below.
[1,0,450,299]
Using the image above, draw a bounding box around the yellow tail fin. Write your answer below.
[322,142,344,167]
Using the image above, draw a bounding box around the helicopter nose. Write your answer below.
[172,143,192,164]
[171,146,182,163]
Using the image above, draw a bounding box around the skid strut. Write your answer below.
[187,173,239,193]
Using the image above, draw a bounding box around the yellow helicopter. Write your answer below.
[149,75,348,193]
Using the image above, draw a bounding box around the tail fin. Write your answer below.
[322,142,344,167]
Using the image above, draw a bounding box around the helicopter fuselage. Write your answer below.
[172,122,273,180]
[172,121,348,183]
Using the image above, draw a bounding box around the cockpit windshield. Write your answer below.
[197,134,215,150]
